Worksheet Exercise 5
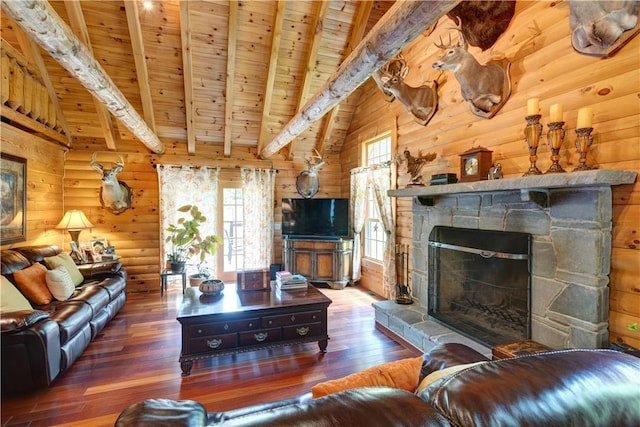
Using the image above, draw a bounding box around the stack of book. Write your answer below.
[275,271,308,290]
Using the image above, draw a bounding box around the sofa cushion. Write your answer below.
[44,252,84,286]
[12,263,53,305]
[46,266,76,301]
[311,356,423,399]
[86,276,127,301]
[69,286,111,316]
[416,349,640,427]
[48,302,93,343]
[1,275,33,312]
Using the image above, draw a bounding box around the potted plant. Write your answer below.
[165,205,222,283]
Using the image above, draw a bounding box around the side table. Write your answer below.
[492,339,553,360]
[161,269,186,296]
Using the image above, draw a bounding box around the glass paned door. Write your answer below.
[219,186,244,281]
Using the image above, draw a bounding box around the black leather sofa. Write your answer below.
[1,245,127,393]
[116,343,640,426]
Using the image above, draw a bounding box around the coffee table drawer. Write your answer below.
[189,333,238,353]
[190,318,260,336]
[262,310,322,327]
[239,328,281,346]
[282,322,322,339]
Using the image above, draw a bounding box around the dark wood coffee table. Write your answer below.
[177,283,332,376]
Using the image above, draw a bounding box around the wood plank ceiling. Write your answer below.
[0,1,453,160]
[1,0,391,159]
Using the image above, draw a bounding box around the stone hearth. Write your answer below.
[374,170,636,354]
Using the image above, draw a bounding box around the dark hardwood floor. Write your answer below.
[1,282,416,426]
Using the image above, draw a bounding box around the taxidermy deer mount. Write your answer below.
[296,149,326,199]
[372,55,441,126]
[91,152,133,215]
[432,18,512,119]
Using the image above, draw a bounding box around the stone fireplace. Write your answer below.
[373,170,637,354]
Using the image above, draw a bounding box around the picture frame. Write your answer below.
[1,153,26,245]
[91,238,109,260]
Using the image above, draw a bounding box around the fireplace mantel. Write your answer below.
[389,170,637,200]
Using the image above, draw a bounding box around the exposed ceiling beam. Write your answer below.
[287,0,330,160]
[260,0,460,159]
[179,0,196,155]
[256,1,286,155]
[315,0,373,156]
[223,1,239,157]
[1,0,165,154]
[65,1,120,151]
[124,0,157,135]
[14,29,72,145]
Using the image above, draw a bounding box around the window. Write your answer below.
[363,134,391,261]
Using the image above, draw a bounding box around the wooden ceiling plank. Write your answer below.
[64,1,121,151]
[288,0,330,160]
[260,0,460,159]
[224,1,239,157]
[124,0,157,135]
[315,1,373,157]
[256,1,286,154]
[179,0,196,155]
[14,30,72,145]
[0,0,164,153]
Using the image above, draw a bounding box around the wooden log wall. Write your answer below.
[341,1,640,349]
[62,140,344,293]
[0,122,65,250]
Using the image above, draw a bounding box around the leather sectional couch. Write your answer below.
[116,343,640,426]
[1,245,127,393]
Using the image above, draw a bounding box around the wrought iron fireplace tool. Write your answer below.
[395,244,413,304]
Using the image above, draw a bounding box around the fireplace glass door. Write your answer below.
[428,226,532,347]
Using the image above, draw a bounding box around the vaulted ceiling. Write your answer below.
[1,1,457,160]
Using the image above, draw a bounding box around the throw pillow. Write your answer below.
[415,361,486,394]
[45,265,76,301]
[44,252,84,286]
[0,275,33,312]
[11,263,53,306]
[311,356,423,399]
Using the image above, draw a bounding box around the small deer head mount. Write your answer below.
[296,149,326,199]
[432,18,511,119]
[373,56,440,126]
[91,152,133,215]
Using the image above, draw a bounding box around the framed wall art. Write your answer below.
[1,153,26,245]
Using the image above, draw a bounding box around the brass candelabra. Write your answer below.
[523,114,543,176]
[574,127,594,171]
[546,121,566,173]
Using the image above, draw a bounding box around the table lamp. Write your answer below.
[56,210,94,246]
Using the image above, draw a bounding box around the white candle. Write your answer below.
[550,103,563,122]
[527,98,539,116]
[577,107,593,128]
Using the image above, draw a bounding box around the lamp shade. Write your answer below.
[56,210,94,230]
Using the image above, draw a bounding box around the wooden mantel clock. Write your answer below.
[459,147,493,182]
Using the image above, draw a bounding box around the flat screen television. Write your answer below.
[282,198,350,239]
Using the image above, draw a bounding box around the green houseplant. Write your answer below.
[165,205,222,280]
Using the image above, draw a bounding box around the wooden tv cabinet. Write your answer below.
[283,237,352,289]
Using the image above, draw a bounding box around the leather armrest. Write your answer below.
[1,310,49,334]
[77,262,122,279]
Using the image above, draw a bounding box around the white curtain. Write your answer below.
[157,165,220,276]
[349,167,369,282]
[241,168,277,269]
[370,164,396,298]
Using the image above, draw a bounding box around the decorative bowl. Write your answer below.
[199,279,224,296]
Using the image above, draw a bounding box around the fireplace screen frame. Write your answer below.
[428,226,532,347]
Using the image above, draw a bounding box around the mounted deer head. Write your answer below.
[91,152,133,215]
[432,18,511,119]
[372,56,407,102]
[373,55,440,126]
[296,149,326,199]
